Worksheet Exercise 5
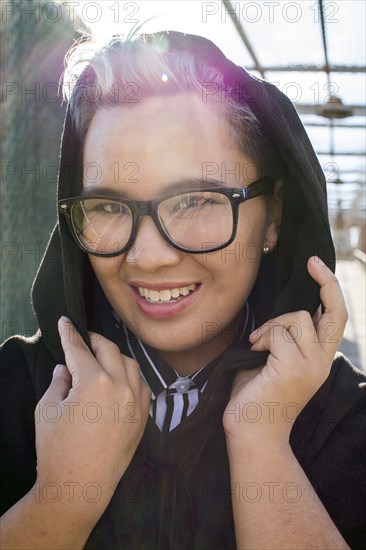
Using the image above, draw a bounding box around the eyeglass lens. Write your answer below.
[71,191,233,254]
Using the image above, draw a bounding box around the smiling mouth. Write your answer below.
[137,283,198,303]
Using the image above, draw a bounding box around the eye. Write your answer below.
[101,202,125,214]
[91,201,130,216]
[174,192,214,211]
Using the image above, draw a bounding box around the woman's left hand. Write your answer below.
[223,256,348,446]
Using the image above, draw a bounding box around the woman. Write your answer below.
[1,31,365,549]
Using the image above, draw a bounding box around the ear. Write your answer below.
[263,179,283,252]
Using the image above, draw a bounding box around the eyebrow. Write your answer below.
[81,178,232,199]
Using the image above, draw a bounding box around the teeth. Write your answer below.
[159,290,172,302]
[137,284,197,303]
[149,290,160,303]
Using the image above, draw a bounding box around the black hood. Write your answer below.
[31,30,335,367]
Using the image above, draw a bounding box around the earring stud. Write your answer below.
[263,245,270,254]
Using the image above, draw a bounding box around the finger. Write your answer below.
[312,305,322,327]
[123,356,146,392]
[251,316,322,362]
[250,324,312,367]
[250,311,315,354]
[139,380,152,420]
[249,312,312,344]
[88,331,129,382]
[58,317,100,381]
[40,364,72,404]
[58,316,90,352]
[307,256,348,353]
[88,331,143,391]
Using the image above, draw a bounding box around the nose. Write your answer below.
[126,215,182,271]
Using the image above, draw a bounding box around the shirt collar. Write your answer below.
[112,302,255,399]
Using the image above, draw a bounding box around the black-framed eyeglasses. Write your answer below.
[58,176,274,256]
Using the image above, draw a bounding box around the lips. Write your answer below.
[137,284,197,303]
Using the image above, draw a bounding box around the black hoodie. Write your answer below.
[1,31,365,549]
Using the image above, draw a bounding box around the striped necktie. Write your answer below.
[151,363,216,434]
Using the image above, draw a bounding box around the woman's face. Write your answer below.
[83,94,280,370]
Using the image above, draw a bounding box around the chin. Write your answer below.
[141,333,200,353]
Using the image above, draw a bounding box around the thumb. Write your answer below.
[42,364,72,403]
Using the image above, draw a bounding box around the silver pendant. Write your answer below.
[170,377,192,394]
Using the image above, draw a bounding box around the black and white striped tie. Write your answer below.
[152,372,209,433]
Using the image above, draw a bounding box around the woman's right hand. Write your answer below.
[34,316,151,523]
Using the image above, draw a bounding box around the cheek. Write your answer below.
[217,206,267,267]
[204,210,266,306]
[88,254,126,289]
[199,204,267,270]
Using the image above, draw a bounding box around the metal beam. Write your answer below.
[316,152,366,156]
[304,123,365,129]
[245,66,366,73]
[296,104,366,116]
[327,185,365,188]
[319,0,331,84]
[223,0,266,78]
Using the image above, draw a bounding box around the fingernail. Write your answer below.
[314,256,326,267]
[53,364,63,376]
[59,315,71,323]
[249,329,259,341]
[58,316,72,336]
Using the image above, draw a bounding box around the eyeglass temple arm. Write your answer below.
[241,176,275,201]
